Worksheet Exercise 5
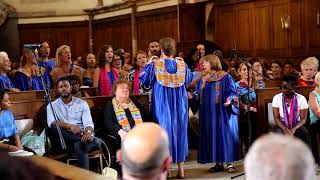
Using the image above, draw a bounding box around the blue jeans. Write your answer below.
[49,127,97,169]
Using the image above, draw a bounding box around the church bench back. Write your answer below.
[255,86,314,138]
[9,95,149,132]
[8,87,98,102]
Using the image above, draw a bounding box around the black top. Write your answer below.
[103,100,147,140]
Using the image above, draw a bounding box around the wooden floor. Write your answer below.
[169,160,244,180]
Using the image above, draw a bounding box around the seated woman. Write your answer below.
[298,57,319,87]
[0,89,31,154]
[272,74,311,148]
[267,60,283,80]
[0,52,19,92]
[112,52,128,79]
[83,53,97,87]
[14,48,45,91]
[127,50,151,95]
[93,45,119,96]
[51,45,88,88]
[122,52,133,72]
[309,72,320,134]
[103,79,145,146]
[66,75,90,98]
[250,58,267,89]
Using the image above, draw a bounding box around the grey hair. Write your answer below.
[245,133,315,180]
[121,132,169,177]
[0,51,8,64]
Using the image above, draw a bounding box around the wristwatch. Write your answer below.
[86,130,93,134]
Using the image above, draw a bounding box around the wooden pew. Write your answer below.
[264,79,282,88]
[28,156,108,180]
[8,87,98,102]
[255,86,314,137]
[9,95,149,132]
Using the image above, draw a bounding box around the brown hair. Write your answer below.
[204,54,222,71]
[97,45,113,67]
[111,79,132,95]
[21,48,33,66]
[159,37,176,56]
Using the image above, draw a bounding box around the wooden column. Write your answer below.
[131,4,137,58]
[88,14,94,53]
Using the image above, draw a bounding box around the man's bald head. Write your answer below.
[118,123,170,179]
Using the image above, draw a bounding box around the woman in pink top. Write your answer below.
[93,45,119,96]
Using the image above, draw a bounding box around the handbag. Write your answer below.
[21,130,45,156]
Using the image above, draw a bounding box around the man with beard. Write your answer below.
[47,77,98,169]
[37,41,55,89]
[147,40,160,58]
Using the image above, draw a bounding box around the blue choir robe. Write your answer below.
[139,59,193,163]
[0,74,15,91]
[14,68,44,91]
[194,72,239,163]
[38,59,55,89]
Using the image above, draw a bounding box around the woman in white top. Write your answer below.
[272,73,311,148]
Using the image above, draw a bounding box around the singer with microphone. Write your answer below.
[272,73,311,149]
[13,47,46,91]
[47,76,99,169]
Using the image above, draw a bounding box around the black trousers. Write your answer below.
[275,126,312,149]
[49,127,97,169]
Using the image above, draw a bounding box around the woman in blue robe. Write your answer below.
[0,51,20,92]
[190,54,239,173]
[140,38,192,178]
[14,48,44,91]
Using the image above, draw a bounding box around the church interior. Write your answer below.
[1,0,320,179]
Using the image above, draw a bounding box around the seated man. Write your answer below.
[117,122,170,180]
[272,74,311,148]
[245,134,315,180]
[47,76,98,169]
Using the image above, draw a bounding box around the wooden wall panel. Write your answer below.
[136,10,178,52]
[214,0,320,57]
[178,3,205,42]
[93,17,132,55]
[215,5,235,52]
[270,1,289,50]
[308,0,320,49]
[253,1,270,51]
[235,3,253,52]
[18,22,89,61]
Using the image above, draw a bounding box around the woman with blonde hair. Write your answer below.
[51,45,88,88]
[0,52,19,92]
[298,57,319,86]
[188,54,239,173]
[309,71,320,133]
[14,48,44,91]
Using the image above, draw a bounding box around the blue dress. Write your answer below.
[14,69,44,91]
[140,59,193,163]
[0,110,18,140]
[38,59,55,89]
[194,72,239,163]
[0,75,15,91]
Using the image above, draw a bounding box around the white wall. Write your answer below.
[3,0,179,24]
